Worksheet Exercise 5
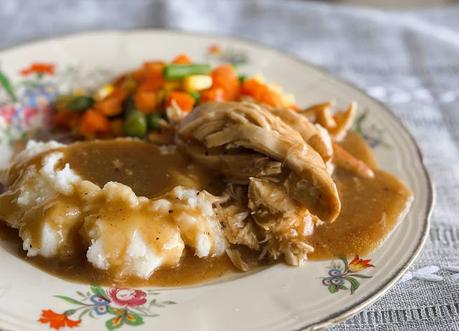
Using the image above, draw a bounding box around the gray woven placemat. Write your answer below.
[1,1,459,330]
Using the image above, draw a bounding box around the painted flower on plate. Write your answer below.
[107,288,147,307]
[348,256,374,272]
[322,256,374,294]
[20,63,55,76]
[38,309,81,330]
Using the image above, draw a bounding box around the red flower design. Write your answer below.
[38,309,81,330]
[208,44,222,55]
[107,288,147,307]
[23,106,38,126]
[20,63,55,76]
[0,105,15,125]
[348,256,374,272]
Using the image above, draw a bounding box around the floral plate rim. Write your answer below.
[0,29,435,331]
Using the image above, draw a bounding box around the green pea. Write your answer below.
[123,111,147,137]
[238,74,247,83]
[147,113,162,131]
[66,95,94,112]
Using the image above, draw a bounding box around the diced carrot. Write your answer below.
[201,87,225,103]
[54,111,81,129]
[166,91,195,112]
[137,61,165,92]
[241,78,283,107]
[241,79,265,100]
[137,78,164,92]
[144,61,164,80]
[260,89,282,108]
[113,74,127,87]
[79,110,112,137]
[172,53,192,64]
[130,68,145,81]
[134,91,158,114]
[211,64,240,101]
[94,88,127,116]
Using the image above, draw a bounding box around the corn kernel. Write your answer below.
[282,93,296,107]
[252,73,265,83]
[73,88,86,96]
[164,80,182,91]
[94,84,114,101]
[182,75,212,92]
[267,83,283,94]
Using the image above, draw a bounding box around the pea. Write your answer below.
[123,111,147,137]
[238,74,247,83]
[147,113,162,131]
[66,95,94,112]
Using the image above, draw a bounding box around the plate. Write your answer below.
[0,30,433,331]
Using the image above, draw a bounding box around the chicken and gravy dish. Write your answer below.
[0,57,412,287]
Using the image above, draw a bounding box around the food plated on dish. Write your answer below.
[0,54,412,287]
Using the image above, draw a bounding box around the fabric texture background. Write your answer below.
[1,0,458,330]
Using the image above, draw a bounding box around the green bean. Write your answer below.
[67,95,94,112]
[238,74,247,83]
[163,64,211,80]
[189,91,201,103]
[123,95,137,115]
[147,113,162,131]
[123,111,147,137]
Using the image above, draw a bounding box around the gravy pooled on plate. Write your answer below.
[0,102,412,287]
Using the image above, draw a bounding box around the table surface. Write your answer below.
[1,1,459,330]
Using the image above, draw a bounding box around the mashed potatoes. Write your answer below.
[0,140,227,279]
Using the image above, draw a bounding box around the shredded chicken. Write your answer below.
[333,143,374,179]
[225,248,249,272]
[248,178,316,266]
[301,101,357,142]
[173,100,369,270]
[184,143,282,184]
[268,107,333,162]
[216,204,259,250]
[177,101,341,223]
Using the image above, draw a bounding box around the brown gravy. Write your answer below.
[0,132,412,286]
[0,223,236,287]
[64,140,214,198]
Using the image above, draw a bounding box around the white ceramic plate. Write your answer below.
[0,30,433,331]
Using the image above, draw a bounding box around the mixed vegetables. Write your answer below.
[53,53,297,139]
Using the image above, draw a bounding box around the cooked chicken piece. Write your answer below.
[302,101,357,142]
[216,204,259,249]
[183,142,282,183]
[333,143,374,179]
[225,248,249,271]
[301,101,336,127]
[329,102,357,141]
[177,102,340,222]
[215,183,259,250]
[248,178,315,266]
[268,107,333,162]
